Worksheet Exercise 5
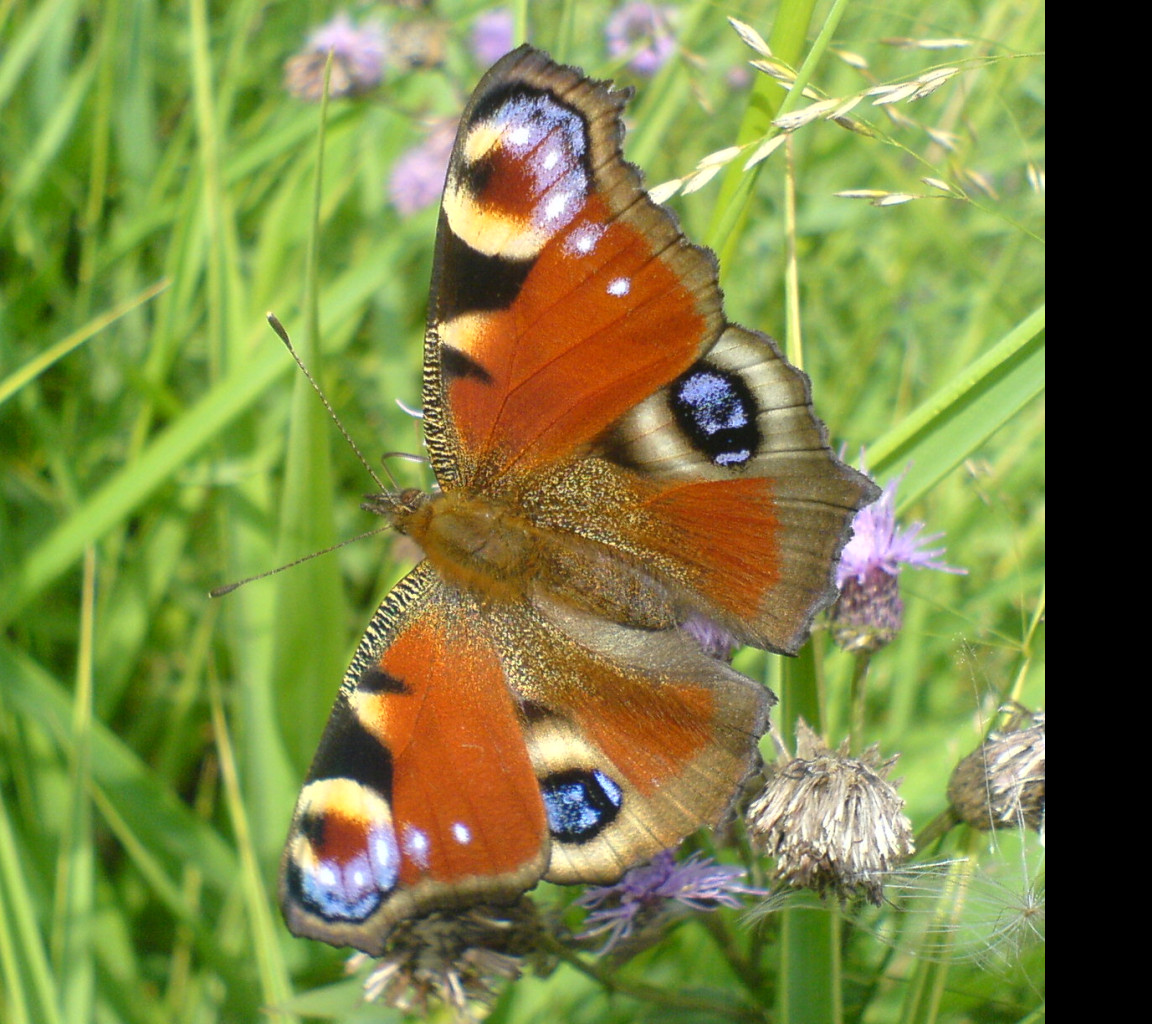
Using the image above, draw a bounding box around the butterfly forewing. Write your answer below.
[280,564,548,955]
[422,46,724,486]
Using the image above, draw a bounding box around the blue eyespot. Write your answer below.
[470,85,590,232]
[541,768,624,844]
[671,366,759,468]
[291,816,399,923]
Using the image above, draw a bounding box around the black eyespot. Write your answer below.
[670,365,760,468]
[540,768,624,844]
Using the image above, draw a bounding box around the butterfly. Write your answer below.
[280,45,878,955]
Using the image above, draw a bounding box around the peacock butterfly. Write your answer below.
[280,45,877,955]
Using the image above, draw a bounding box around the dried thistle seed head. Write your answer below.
[385,20,448,71]
[355,899,547,1020]
[749,720,915,904]
[948,710,1045,834]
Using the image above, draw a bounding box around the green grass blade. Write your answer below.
[866,305,1045,504]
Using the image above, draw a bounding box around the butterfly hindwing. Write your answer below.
[600,324,876,653]
[279,563,769,952]
[498,598,772,883]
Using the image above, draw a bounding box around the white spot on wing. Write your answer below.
[566,224,604,256]
[542,191,571,223]
[452,822,472,845]
[608,277,631,297]
[402,825,430,869]
[369,827,401,888]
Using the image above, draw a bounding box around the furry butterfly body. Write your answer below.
[280,46,877,955]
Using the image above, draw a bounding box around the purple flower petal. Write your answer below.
[576,850,763,952]
[285,13,387,101]
[837,472,966,587]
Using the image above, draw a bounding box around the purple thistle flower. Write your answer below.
[284,13,386,102]
[831,468,965,652]
[472,9,516,66]
[837,474,964,586]
[605,3,677,76]
[576,851,763,953]
[389,119,457,216]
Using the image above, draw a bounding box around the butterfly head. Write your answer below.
[362,487,429,520]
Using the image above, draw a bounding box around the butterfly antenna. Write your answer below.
[209,524,395,598]
[267,312,389,492]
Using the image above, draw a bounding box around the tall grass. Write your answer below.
[1,1,1043,1022]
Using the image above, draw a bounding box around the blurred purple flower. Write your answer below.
[576,850,762,952]
[681,613,739,661]
[726,64,753,90]
[284,13,387,102]
[472,9,516,66]
[389,119,457,216]
[832,468,965,652]
[605,3,676,76]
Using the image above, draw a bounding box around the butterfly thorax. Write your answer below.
[373,487,544,602]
